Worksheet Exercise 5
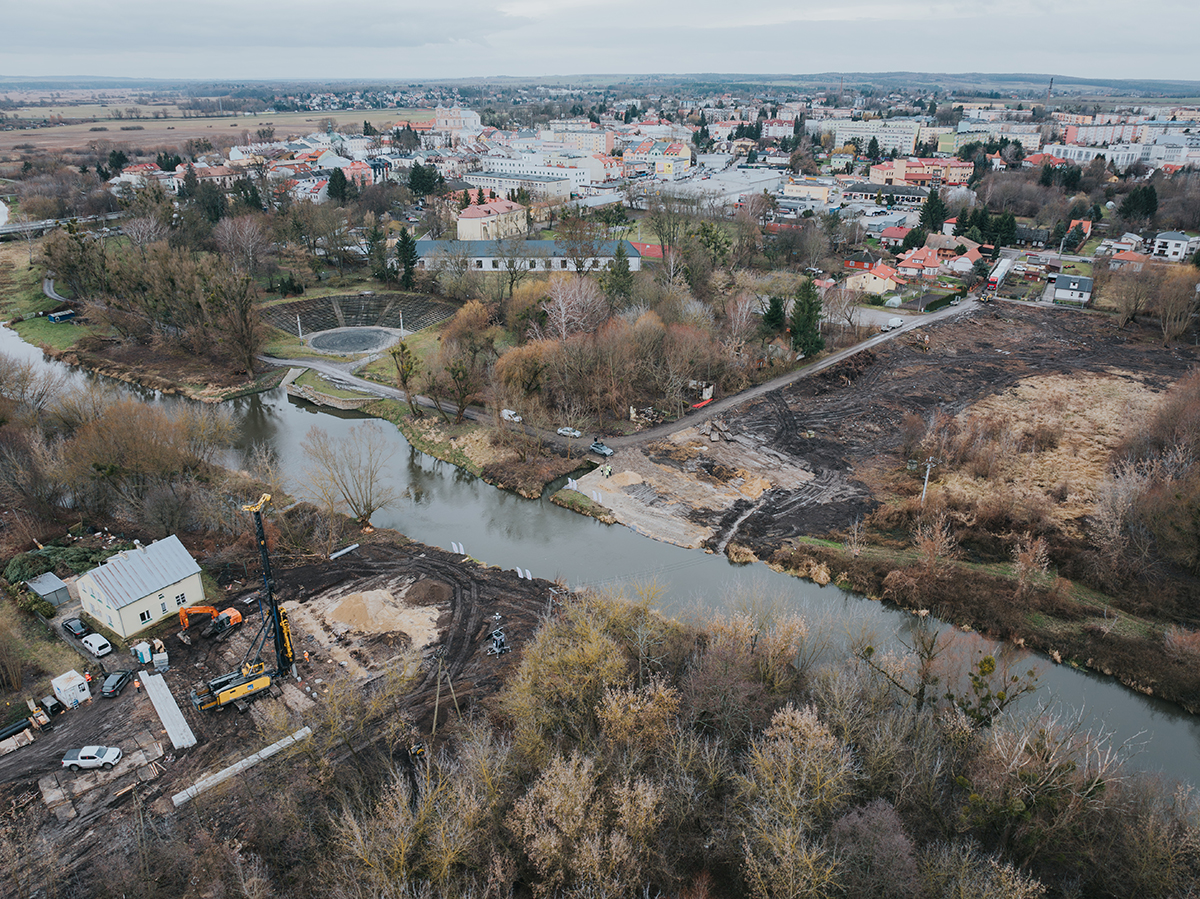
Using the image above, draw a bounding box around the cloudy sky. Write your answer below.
[7,0,1197,83]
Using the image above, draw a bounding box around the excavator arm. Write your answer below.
[179,606,219,630]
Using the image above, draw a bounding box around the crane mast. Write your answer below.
[243,494,296,677]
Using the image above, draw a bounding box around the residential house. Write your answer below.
[843,251,879,271]
[1152,231,1200,262]
[1053,274,1094,305]
[926,233,982,260]
[943,247,985,275]
[1107,249,1150,272]
[896,246,942,280]
[1013,225,1050,248]
[879,226,912,249]
[76,536,204,639]
[456,199,527,241]
[845,263,904,295]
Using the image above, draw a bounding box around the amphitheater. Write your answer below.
[262,293,457,355]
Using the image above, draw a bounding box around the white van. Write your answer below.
[500,409,522,423]
[81,634,112,658]
[881,317,904,332]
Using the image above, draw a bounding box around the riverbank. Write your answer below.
[771,538,1200,714]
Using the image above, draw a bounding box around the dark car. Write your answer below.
[62,618,89,639]
[100,670,134,698]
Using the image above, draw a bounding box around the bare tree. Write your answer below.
[1156,266,1199,344]
[557,213,604,276]
[300,423,399,528]
[723,291,758,363]
[647,192,693,258]
[206,269,264,374]
[537,275,607,342]
[823,286,862,335]
[123,215,169,254]
[213,215,270,273]
[1103,265,1160,327]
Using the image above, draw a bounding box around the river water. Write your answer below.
[3,325,1199,786]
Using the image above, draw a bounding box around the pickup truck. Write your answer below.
[62,745,122,771]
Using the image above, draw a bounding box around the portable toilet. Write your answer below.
[52,670,91,708]
[132,641,152,664]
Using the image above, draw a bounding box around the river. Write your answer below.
[2,324,1199,786]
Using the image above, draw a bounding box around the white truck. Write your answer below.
[62,745,122,771]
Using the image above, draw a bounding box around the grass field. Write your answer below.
[0,107,434,154]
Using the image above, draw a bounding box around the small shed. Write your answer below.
[25,572,71,607]
[52,670,91,708]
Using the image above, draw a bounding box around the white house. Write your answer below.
[1152,231,1200,262]
[76,535,205,639]
[1053,274,1093,305]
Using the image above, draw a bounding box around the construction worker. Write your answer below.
[134,679,140,694]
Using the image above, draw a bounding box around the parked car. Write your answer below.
[62,746,122,771]
[62,618,89,639]
[81,633,112,658]
[880,317,905,332]
[501,409,523,423]
[100,670,134,698]
[557,427,582,439]
[590,441,614,457]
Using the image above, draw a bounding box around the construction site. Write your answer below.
[0,532,556,885]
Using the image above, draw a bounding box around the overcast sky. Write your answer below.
[7,0,1197,83]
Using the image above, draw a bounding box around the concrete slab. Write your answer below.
[140,670,196,749]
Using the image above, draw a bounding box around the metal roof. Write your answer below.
[25,571,68,597]
[84,535,201,609]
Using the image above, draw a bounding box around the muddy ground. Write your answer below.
[0,538,555,882]
[597,304,1198,560]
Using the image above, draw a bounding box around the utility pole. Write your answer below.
[920,457,937,506]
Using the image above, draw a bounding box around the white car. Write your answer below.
[500,409,523,423]
[557,427,582,439]
[62,745,122,771]
[81,633,112,658]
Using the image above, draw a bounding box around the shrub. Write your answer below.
[920,840,1046,898]
[3,552,52,584]
[830,799,920,899]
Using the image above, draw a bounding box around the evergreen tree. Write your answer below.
[395,228,419,290]
[601,242,634,306]
[762,295,786,336]
[902,227,928,251]
[327,168,350,204]
[952,207,968,236]
[867,136,880,160]
[919,191,946,232]
[789,280,825,356]
[195,181,227,223]
[179,164,199,200]
[366,222,389,283]
[995,212,1017,248]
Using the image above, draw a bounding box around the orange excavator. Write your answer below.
[178,606,243,644]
